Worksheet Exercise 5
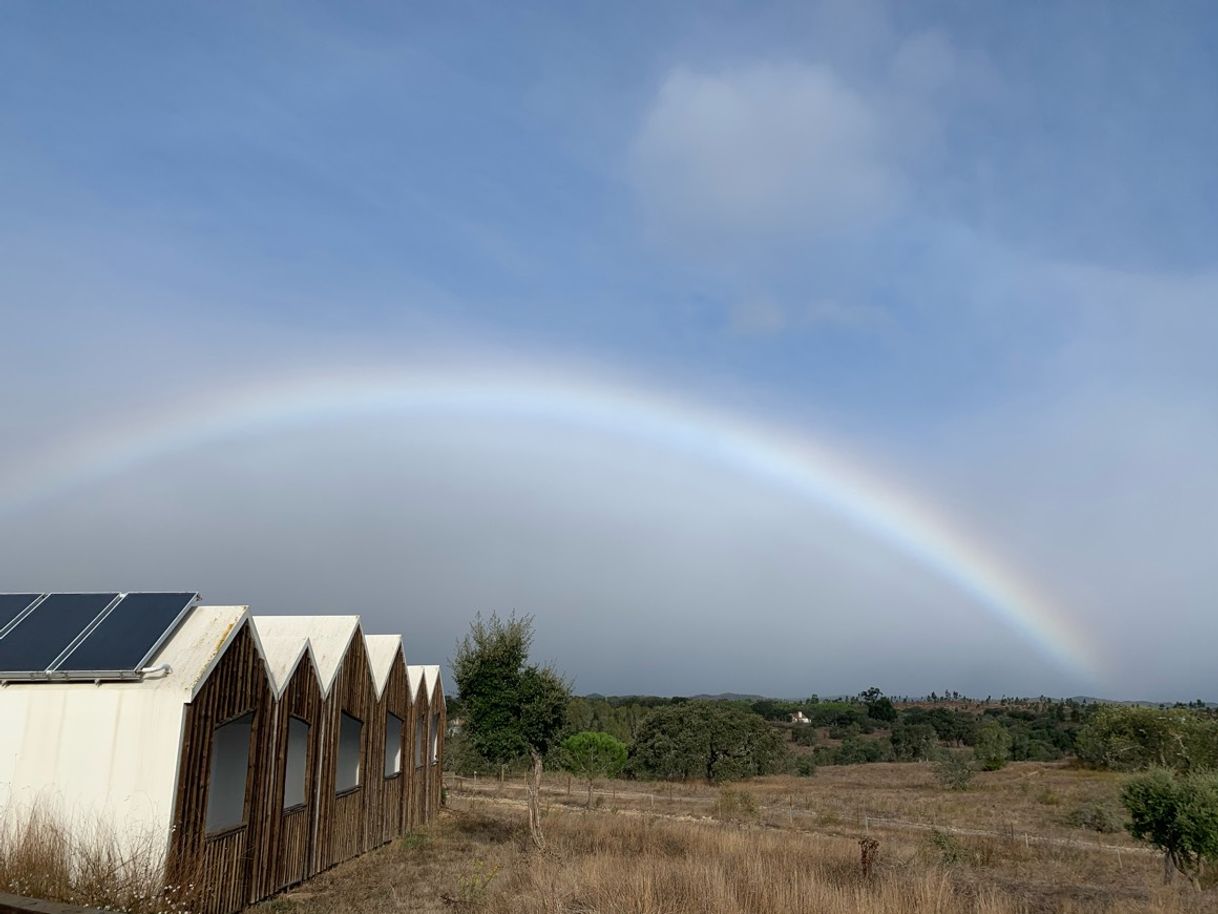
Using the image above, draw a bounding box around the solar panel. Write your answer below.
[0,593,41,636]
[56,592,198,672]
[0,593,120,673]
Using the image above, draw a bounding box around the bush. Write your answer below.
[934,752,975,791]
[631,701,788,782]
[1066,801,1124,834]
[793,755,817,777]
[974,720,1012,771]
[1122,767,1218,885]
[714,788,759,824]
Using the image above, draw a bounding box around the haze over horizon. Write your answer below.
[2,2,1216,702]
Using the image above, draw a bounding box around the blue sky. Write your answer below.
[2,1,1216,699]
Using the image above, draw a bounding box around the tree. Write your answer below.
[452,612,569,849]
[974,720,1012,771]
[891,722,938,761]
[860,687,897,723]
[1077,705,1218,772]
[631,701,787,782]
[560,731,628,807]
[1122,768,1218,886]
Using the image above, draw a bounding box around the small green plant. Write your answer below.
[934,752,975,791]
[1037,787,1061,806]
[713,787,759,824]
[448,859,501,906]
[400,832,430,851]
[929,829,964,864]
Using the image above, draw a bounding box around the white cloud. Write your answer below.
[630,63,900,247]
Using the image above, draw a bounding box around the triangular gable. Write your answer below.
[142,604,268,700]
[259,615,360,698]
[406,664,426,705]
[364,634,404,701]
[250,616,322,699]
[423,664,443,703]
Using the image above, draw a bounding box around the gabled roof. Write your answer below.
[146,604,256,699]
[406,664,427,704]
[250,616,321,698]
[255,615,360,697]
[423,664,443,700]
[364,634,404,701]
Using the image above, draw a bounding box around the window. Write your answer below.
[430,712,440,764]
[384,712,403,777]
[205,712,253,833]
[337,712,362,793]
[284,717,309,809]
[414,711,426,769]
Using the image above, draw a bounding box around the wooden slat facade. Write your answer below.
[408,676,429,829]
[374,655,409,846]
[167,623,274,914]
[315,632,375,871]
[165,621,439,914]
[252,656,324,900]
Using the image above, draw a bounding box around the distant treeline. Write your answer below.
[445,690,1218,780]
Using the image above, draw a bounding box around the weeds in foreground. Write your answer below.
[0,803,192,913]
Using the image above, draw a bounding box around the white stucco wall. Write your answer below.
[0,683,185,857]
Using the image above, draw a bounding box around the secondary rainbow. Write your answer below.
[0,366,1098,679]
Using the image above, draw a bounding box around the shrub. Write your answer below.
[1122,767,1218,885]
[934,752,975,790]
[713,788,759,824]
[974,720,1012,771]
[1066,801,1124,834]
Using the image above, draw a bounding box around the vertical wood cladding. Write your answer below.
[409,678,429,830]
[250,658,323,901]
[315,633,375,871]
[166,624,442,913]
[167,624,273,914]
[428,680,446,822]
[376,656,409,845]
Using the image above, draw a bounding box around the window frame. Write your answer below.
[283,714,311,813]
[384,710,404,779]
[336,711,364,796]
[204,709,255,836]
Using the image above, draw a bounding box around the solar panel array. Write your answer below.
[0,592,199,680]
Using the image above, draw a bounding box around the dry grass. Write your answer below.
[0,803,191,913]
[257,794,1215,914]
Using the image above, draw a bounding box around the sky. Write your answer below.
[1,1,1216,701]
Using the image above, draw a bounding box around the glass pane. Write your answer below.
[206,712,253,832]
[285,717,309,808]
[337,712,362,792]
[384,712,403,777]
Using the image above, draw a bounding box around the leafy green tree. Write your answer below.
[860,687,897,723]
[1077,705,1218,772]
[560,731,628,806]
[631,701,787,782]
[974,720,1012,771]
[1122,768,1218,886]
[891,722,938,761]
[452,612,570,849]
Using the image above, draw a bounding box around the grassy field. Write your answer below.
[255,762,1215,914]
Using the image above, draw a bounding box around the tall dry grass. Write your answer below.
[482,809,1205,914]
[0,803,192,913]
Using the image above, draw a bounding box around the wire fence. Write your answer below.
[446,774,1152,861]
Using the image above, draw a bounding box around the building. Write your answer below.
[789,710,811,725]
[0,592,444,914]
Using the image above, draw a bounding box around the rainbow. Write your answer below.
[0,366,1098,678]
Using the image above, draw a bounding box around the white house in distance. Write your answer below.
[0,592,445,914]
